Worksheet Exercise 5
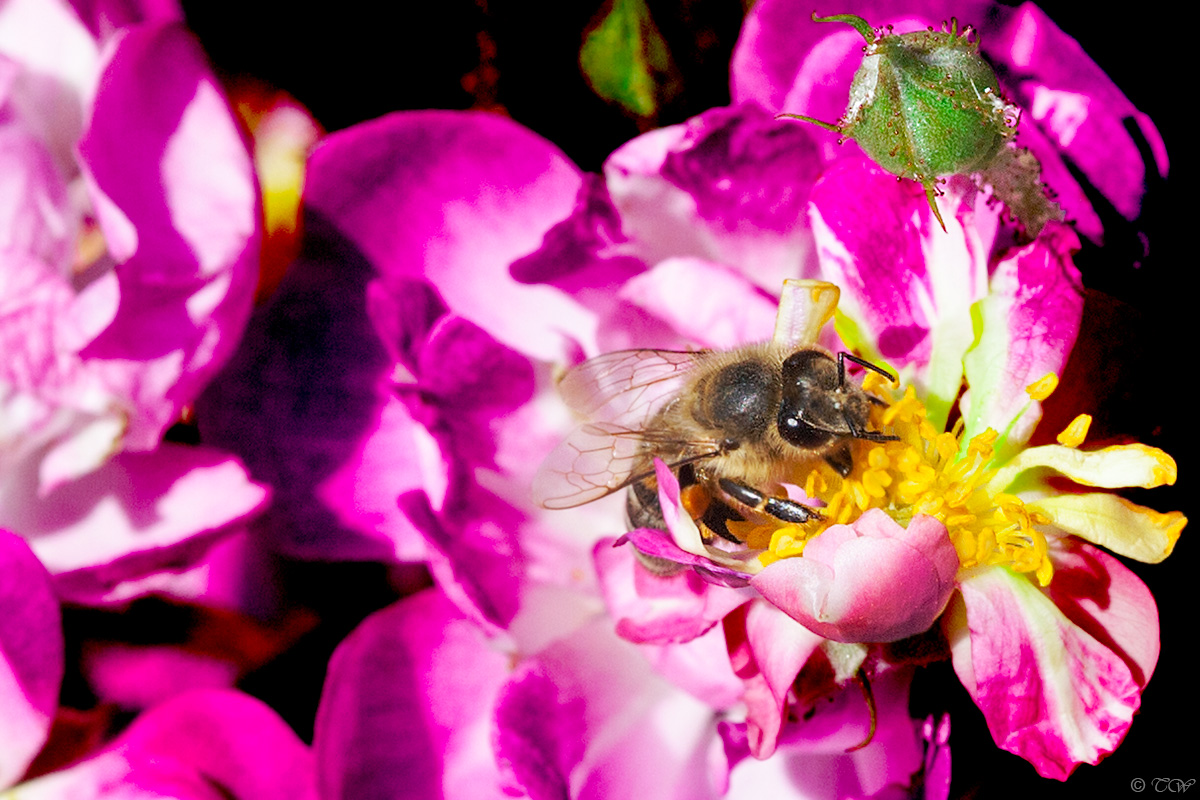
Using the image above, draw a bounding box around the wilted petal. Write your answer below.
[990,442,1177,493]
[960,222,1083,455]
[948,566,1141,780]
[752,511,957,643]
[15,689,316,800]
[1033,493,1183,564]
[0,529,62,789]
[314,590,510,800]
[305,110,588,362]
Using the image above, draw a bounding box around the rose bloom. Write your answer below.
[193,0,1173,795]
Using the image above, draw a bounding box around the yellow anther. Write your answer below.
[1025,373,1059,401]
[1056,414,1092,447]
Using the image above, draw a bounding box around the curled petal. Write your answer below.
[751,511,958,643]
[948,566,1141,780]
[725,601,823,759]
[1033,493,1184,564]
[990,442,1177,493]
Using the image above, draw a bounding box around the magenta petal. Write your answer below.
[618,529,753,589]
[495,619,723,800]
[605,104,824,291]
[961,222,1083,449]
[1047,541,1159,689]
[19,444,269,605]
[77,21,258,449]
[951,567,1141,779]
[732,0,991,118]
[22,689,316,800]
[752,511,957,643]
[987,3,1168,221]
[305,110,588,362]
[0,529,62,789]
[594,536,751,643]
[726,600,823,758]
[809,159,988,370]
[314,590,510,800]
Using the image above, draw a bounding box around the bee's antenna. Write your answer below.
[836,352,897,388]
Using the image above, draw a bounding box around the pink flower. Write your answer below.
[0,0,267,604]
[193,0,1169,793]
[751,510,959,643]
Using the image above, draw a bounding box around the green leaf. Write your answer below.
[579,0,677,119]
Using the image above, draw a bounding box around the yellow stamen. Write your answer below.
[1056,414,1092,447]
[760,384,1055,585]
[1025,373,1059,401]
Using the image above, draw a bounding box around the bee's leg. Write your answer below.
[717,478,823,524]
[843,412,900,443]
[824,443,854,477]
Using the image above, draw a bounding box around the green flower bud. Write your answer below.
[782,13,1037,231]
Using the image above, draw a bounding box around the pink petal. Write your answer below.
[0,529,62,789]
[1046,540,1159,689]
[593,535,751,643]
[314,590,510,800]
[305,110,589,363]
[495,618,725,800]
[949,566,1141,779]
[618,257,778,349]
[725,600,823,758]
[17,689,316,800]
[604,104,824,292]
[18,444,269,605]
[752,511,958,643]
[960,222,1083,452]
[76,21,259,449]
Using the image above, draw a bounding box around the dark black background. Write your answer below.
[177,2,1192,797]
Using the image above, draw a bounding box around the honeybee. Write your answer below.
[533,342,898,540]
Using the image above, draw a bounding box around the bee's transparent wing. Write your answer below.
[558,348,699,422]
[534,349,707,510]
[532,422,649,509]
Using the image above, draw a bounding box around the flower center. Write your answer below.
[753,377,1054,585]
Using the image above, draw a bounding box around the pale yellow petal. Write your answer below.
[1034,493,1185,563]
[990,443,1177,493]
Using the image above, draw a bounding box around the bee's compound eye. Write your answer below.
[777,409,835,448]
[781,349,837,389]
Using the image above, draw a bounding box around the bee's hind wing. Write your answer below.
[532,422,651,509]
